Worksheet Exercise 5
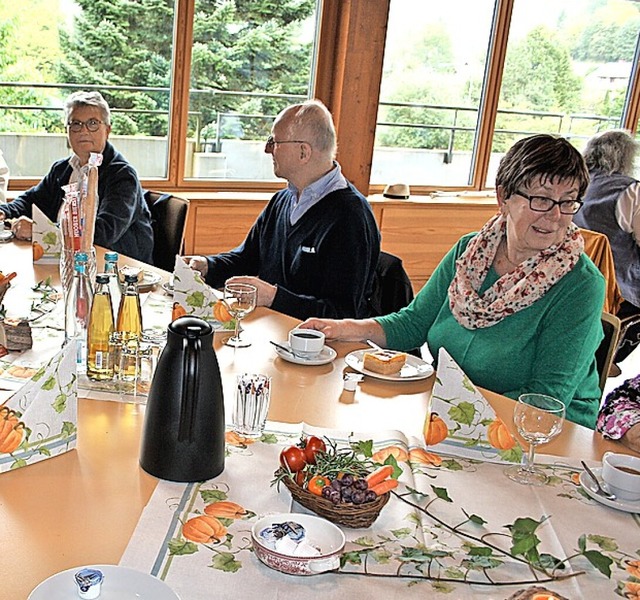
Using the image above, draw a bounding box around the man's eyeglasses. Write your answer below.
[265,135,308,151]
[67,119,106,133]
[515,190,583,215]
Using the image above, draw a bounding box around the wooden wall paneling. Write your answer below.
[378,203,498,289]
[186,200,268,255]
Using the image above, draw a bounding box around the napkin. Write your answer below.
[0,343,77,473]
[425,347,523,464]
[172,256,235,331]
[31,205,62,264]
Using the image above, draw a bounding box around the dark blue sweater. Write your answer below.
[2,142,153,263]
[205,184,381,320]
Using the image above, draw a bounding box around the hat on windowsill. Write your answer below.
[382,183,410,199]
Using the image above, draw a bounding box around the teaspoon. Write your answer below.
[581,460,616,501]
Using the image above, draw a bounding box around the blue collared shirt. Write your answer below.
[289,162,348,225]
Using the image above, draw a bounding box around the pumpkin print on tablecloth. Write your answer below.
[204,501,247,519]
[213,300,232,323]
[487,418,517,451]
[32,242,45,261]
[182,515,227,544]
[0,406,25,454]
[423,413,448,446]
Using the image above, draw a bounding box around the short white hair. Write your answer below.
[64,91,111,125]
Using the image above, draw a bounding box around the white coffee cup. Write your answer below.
[288,328,325,357]
[601,451,640,501]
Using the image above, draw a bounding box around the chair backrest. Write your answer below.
[596,311,621,392]
[580,228,623,314]
[369,251,414,317]
[144,190,190,271]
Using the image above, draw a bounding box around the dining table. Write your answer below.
[0,239,636,600]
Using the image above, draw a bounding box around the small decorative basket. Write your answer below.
[283,476,390,528]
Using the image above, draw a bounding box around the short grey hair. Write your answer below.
[583,129,638,176]
[285,99,337,159]
[63,91,111,125]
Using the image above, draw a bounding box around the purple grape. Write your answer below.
[364,490,377,503]
[341,486,354,502]
[353,478,368,491]
[340,474,354,487]
[352,490,366,504]
[330,479,342,491]
[329,490,341,504]
[321,486,333,499]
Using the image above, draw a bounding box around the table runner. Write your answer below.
[120,423,640,599]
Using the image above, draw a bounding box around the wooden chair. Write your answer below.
[596,312,621,392]
[143,191,190,272]
[580,228,623,315]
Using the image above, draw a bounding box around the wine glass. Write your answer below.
[505,393,565,486]
[223,282,257,347]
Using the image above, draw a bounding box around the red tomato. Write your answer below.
[280,446,306,472]
[307,475,331,496]
[303,436,326,465]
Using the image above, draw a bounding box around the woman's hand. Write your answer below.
[621,422,640,454]
[299,318,387,345]
[11,216,32,241]
[183,255,208,277]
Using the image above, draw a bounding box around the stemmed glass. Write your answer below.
[223,282,257,348]
[505,393,565,486]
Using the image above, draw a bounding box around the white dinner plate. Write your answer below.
[28,564,180,599]
[579,467,640,513]
[344,349,434,381]
[273,341,337,366]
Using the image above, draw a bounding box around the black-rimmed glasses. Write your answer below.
[515,190,583,215]
[67,119,106,133]
[265,135,308,151]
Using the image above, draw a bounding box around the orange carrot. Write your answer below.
[365,464,394,487]
[370,478,399,496]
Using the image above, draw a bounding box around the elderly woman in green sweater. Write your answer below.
[302,134,605,429]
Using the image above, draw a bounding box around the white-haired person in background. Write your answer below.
[0,91,153,263]
[573,129,640,363]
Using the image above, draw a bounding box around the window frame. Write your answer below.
[6,0,640,197]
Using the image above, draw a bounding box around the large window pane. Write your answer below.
[371,0,495,187]
[488,0,640,187]
[0,0,175,179]
[185,0,319,181]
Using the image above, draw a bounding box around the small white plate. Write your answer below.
[273,341,337,365]
[345,349,434,381]
[162,281,174,295]
[579,467,640,513]
[28,564,179,599]
[139,271,162,292]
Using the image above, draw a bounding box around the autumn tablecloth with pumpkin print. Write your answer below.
[120,422,640,600]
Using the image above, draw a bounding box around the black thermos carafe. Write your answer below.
[140,317,225,482]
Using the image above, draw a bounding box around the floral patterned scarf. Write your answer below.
[448,214,584,329]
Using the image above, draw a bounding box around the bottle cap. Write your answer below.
[124,273,139,283]
[95,274,110,284]
[104,251,119,261]
[74,251,89,264]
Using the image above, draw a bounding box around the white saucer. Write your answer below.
[161,281,174,295]
[28,564,180,599]
[579,467,640,513]
[273,341,337,365]
[344,349,434,381]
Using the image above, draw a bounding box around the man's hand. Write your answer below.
[183,255,209,277]
[226,276,277,308]
[11,216,33,241]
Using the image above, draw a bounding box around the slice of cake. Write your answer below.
[363,350,406,375]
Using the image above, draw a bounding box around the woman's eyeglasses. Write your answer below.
[515,190,583,215]
[67,119,106,133]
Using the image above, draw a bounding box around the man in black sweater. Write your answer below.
[186,100,380,320]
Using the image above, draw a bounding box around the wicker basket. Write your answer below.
[283,476,390,528]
